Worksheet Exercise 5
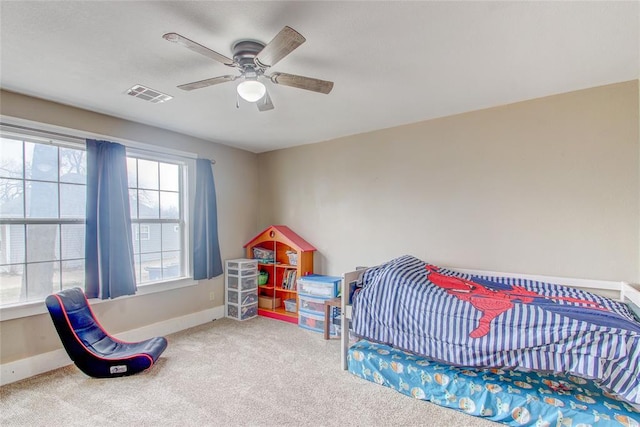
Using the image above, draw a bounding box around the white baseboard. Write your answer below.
[0,305,224,386]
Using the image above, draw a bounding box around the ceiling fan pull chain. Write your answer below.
[236,91,240,109]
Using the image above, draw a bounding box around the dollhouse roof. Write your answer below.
[243,225,316,252]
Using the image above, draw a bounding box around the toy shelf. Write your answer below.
[244,225,316,324]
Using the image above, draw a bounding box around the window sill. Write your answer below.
[0,277,198,321]
[136,277,198,295]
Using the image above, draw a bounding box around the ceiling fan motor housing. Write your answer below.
[232,40,266,76]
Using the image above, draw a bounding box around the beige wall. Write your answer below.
[2,80,639,366]
[257,81,640,283]
[0,90,259,363]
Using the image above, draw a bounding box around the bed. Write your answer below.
[340,255,640,426]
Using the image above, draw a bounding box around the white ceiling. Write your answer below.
[1,1,638,153]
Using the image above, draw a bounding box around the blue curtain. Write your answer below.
[85,139,137,299]
[193,159,223,279]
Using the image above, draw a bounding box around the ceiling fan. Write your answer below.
[163,26,334,112]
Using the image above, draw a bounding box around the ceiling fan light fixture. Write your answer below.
[236,80,266,103]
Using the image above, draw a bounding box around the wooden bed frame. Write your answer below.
[340,266,640,370]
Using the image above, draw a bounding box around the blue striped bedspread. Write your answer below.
[351,255,640,407]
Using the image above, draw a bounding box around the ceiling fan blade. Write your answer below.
[270,72,334,94]
[163,33,235,66]
[177,75,236,91]
[257,88,275,112]
[254,26,306,68]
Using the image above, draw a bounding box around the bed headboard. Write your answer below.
[453,267,628,300]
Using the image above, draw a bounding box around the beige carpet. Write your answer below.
[1,317,500,426]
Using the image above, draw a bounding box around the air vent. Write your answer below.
[126,84,173,103]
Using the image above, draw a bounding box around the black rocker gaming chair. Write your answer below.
[45,287,167,378]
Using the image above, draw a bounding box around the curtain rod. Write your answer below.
[0,122,216,164]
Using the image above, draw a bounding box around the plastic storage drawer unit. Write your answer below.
[225,258,258,321]
[297,274,341,298]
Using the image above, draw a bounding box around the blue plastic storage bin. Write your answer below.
[297,274,341,299]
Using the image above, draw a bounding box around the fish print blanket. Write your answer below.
[348,340,639,426]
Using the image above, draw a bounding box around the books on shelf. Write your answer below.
[281,269,297,290]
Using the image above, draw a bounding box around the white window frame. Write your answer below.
[126,149,191,286]
[0,118,199,321]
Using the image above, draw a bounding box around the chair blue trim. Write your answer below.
[45,288,167,378]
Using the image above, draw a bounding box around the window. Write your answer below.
[0,130,191,308]
[127,156,185,284]
[0,136,87,305]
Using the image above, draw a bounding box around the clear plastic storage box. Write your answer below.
[227,258,259,277]
[226,259,258,271]
[297,275,341,298]
[227,303,258,321]
[227,275,258,290]
[299,311,338,337]
[298,294,327,316]
[228,289,259,305]
[252,247,274,263]
[284,298,297,312]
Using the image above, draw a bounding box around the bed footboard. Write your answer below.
[623,282,640,320]
[341,269,365,370]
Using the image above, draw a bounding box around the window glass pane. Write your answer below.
[26,181,58,218]
[61,260,84,290]
[26,224,59,263]
[160,191,179,219]
[140,253,161,283]
[59,148,86,184]
[60,184,86,218]
[137,159,158,190]
[26,261,60,300]
[138,190,159,219]
[0,224,25,265]
[159,163,179,191]
[0,264,23,305]
[127,157,137,188]
[162,223,181,252]
[0,178,24,218]
[25,142,58,181]
[61,224,84,260]
[0,138,24,179]
[140,223,161,253]
[162,251,181,280]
